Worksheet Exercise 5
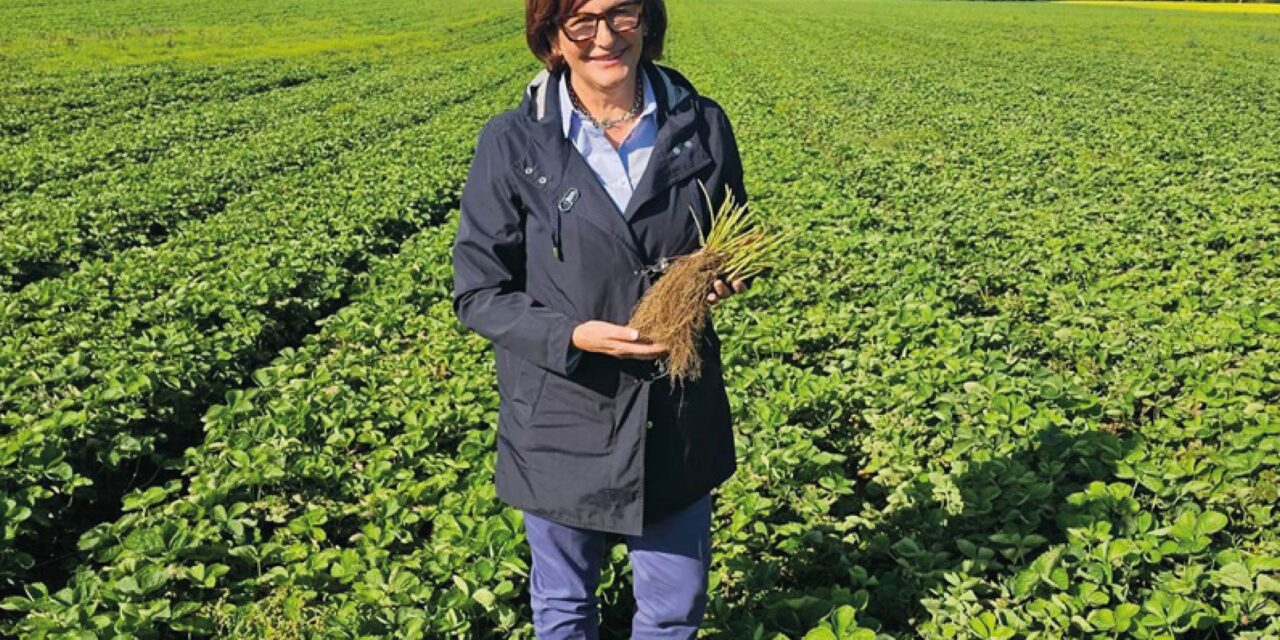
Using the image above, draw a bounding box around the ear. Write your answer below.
[550,29,564,56]
[547,35,565,70]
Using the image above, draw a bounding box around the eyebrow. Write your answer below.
[568,0,640,17]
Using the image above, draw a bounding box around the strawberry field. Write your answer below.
[2,0,1278,637]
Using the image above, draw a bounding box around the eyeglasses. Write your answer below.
[560,1,643,43]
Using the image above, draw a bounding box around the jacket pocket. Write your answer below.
[513,359,550,423]
[523,371,617,456]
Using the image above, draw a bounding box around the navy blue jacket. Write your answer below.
[451,60,747,535]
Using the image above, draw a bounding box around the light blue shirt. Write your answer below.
[560,72,658,372]
[559,71,659,216]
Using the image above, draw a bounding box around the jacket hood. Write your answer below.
[522,60,697,128]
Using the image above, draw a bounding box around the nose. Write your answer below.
[593,17,618,47]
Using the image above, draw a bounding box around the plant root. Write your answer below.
[627,250,725,384]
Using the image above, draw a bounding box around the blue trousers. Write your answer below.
[522,493,713,639]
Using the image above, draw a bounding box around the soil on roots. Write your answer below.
[627,250,724,383]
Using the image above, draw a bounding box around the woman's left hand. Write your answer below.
[706,277,748,305]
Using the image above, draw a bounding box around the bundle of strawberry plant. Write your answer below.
[628,183,789,384]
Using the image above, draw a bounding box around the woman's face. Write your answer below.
[553,0,645,95]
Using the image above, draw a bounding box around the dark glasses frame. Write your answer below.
[560,1,644,43]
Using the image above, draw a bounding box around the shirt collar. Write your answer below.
[559,69,658,139]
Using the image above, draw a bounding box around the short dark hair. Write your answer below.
[525,0,667,72]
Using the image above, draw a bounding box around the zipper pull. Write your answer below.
[552,209,563,261]
[552,188,578,262]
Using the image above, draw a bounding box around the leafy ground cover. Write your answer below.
[2,0,1278,638]
[0,0,528,593]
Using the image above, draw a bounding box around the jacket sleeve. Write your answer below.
[719,107,749,213]
[452,120,584,377]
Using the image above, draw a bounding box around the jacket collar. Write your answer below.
[516,61,713,267]
[558,67,658,140]
[525,59,692,128]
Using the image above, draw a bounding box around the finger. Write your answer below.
[713,279,730,297]
[706,292,718,304]
[635,342,668,356]
[607,325,643,342]
[619,344,667,359]
[732,279,747,293]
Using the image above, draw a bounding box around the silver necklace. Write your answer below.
[566,72,643,131]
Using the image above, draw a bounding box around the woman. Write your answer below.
[451,0,750,635]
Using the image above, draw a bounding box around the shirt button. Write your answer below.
[524,166,533,175]
[646,420,654,430]
[672,147,682,156]
[537,176,548,185]
[684,140,693,148]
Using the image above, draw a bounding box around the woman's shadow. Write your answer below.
[683,423,1141,637]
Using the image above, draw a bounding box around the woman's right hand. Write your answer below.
[572,321,668,361]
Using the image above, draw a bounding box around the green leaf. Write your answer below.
[969,611,1012,639]
[831,605,858,633]
[1197,511,1228,535]
[1088,608,1117,630]
[1010,567,1039,600]
[1211,562,1252,589]
[471,588,496,610]
[1114,603,1140,631]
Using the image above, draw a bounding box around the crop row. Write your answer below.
[2,224,529,636]
[1,62,415,290]
[0,62,344,146]
[0,7,520,196]
[0,29,523,291]
[0,60,365,197]
[0,0,511,143]
[0,45,530,591]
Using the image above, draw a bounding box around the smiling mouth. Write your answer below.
[589,49,626,62]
